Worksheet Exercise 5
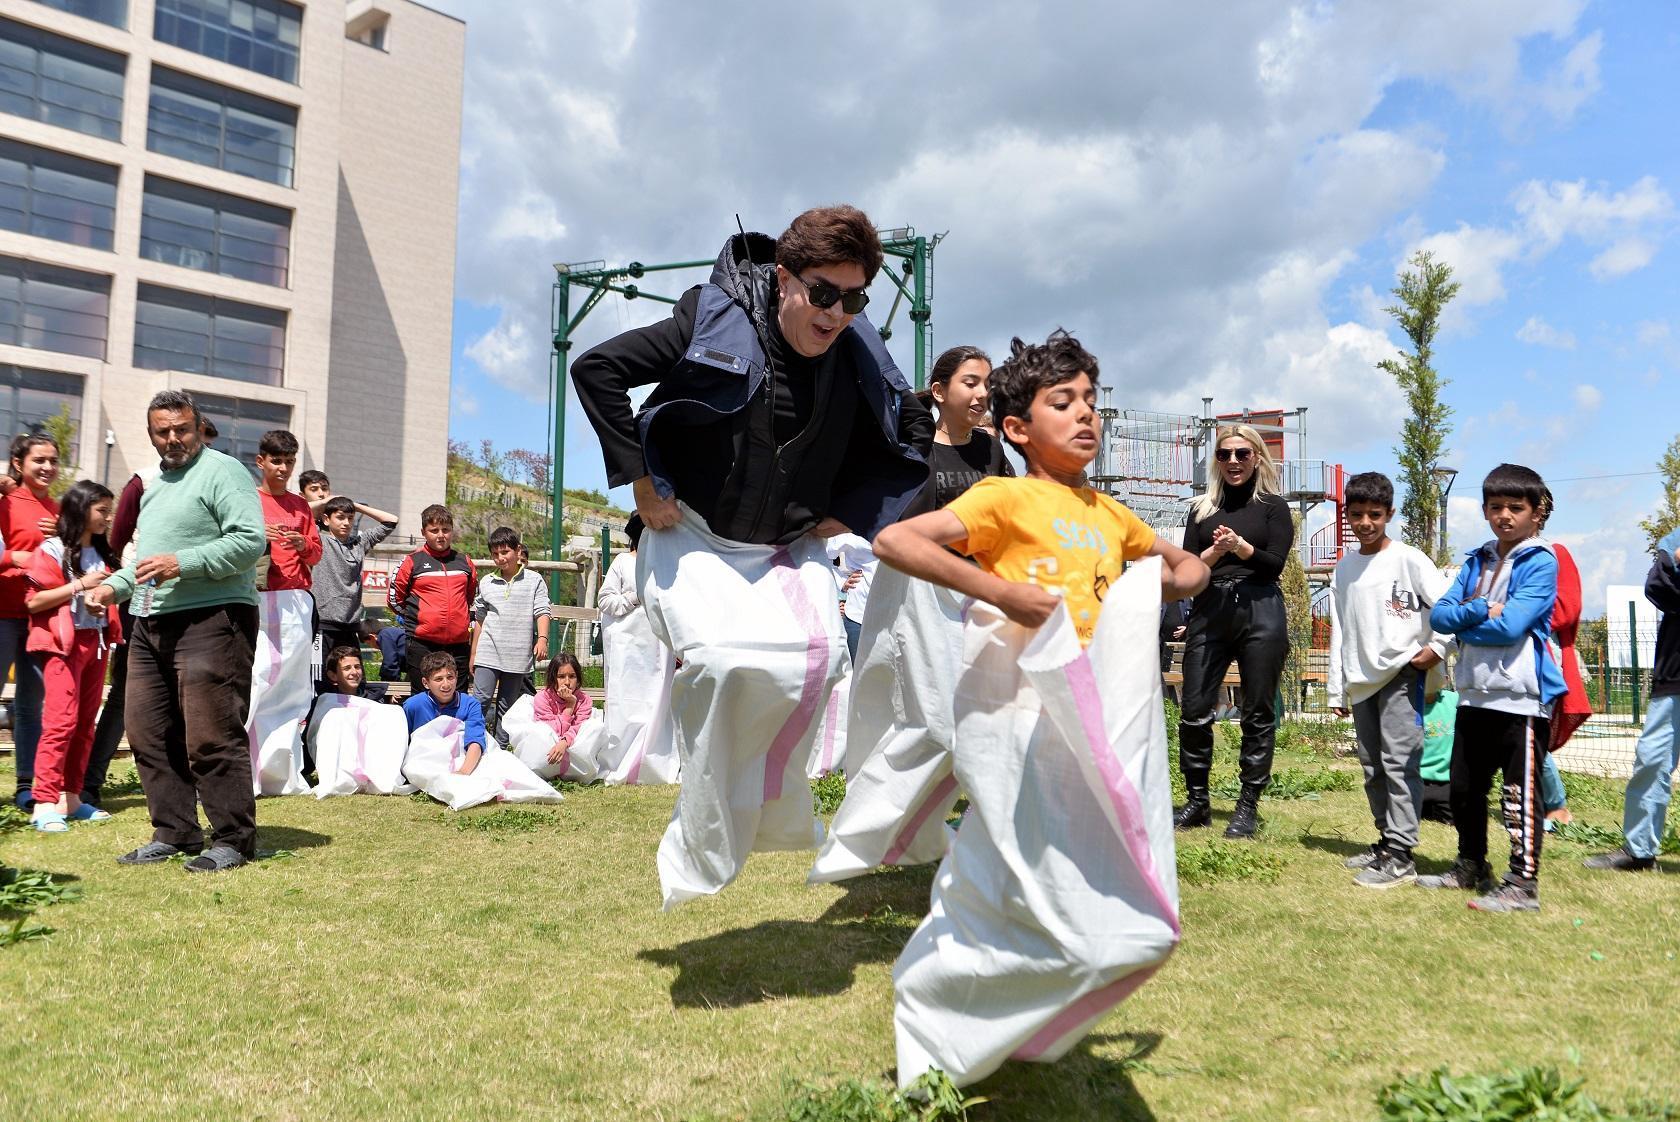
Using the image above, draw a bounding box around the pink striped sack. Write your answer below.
[308,694,413,797]
[893,557,1181,1088]
[809,565,964,883]
[502,693,606,782]
[639,505,848,910]
[247,588,316,797]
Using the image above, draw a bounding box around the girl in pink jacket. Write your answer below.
[534,652,594,772]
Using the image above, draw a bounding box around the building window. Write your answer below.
[134,283,286,386]
[0,255,109,359]
[192,389,289,471]
[0,138,117,251]
[153,0,302,85]
[30,1,128,29]
[147,67,296,187]
[0,363,83,458]
[0,16,125,141]
[141,176,291,286]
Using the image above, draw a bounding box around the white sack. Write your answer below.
[639,505,847,910]
[596,554,678,785]
[805,660,851,779]
[502,693,606,782]
[247,588,316,796]
[809,567,964,882]
[893,558,1181,1088]
[403,715,564,811]
[600,656,681,786]
[309,695,414,797]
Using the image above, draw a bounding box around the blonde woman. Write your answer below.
[1174,424,1296,838]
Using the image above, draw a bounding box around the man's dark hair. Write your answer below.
[419,651,456,679]
[146,389,200,422]
[199,417,218,441]
[776,205,884,285]
[325,645,362,679]
[258,429,299,457]
[298,469,329,492]
[1482,463,1547,508]
[988,329,1100,452]
[321,495,356,519]
[1344,472,1394,510]
[488,526,520,552]
[420,503,453,529]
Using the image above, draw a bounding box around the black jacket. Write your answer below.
[1647,549,1680,698]
[571,233,932,544]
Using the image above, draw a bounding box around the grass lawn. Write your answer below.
[1,736,1677,1121]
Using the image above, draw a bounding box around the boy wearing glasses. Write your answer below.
[571,206,932,908]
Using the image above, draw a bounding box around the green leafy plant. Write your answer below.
[1176,841,1284,886]
[1278,717,1354,759]
[1551,819,1680,857]
[784,1069,986,1122]
[813,772,848,816]
[448,808,556,834]
[0,867,81,915]
[1377,1064,1679,1121]
[1213,766,1355,801]
[100,763,145,798]
[0,916,53,946]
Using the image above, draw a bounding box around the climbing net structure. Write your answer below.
[1090,404,1206,531]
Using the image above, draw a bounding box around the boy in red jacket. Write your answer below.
[387,505,477,690]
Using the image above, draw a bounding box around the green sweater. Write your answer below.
[105,447,265,615]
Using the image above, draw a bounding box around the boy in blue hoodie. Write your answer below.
[1420,464,1565,913]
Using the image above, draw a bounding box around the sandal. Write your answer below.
[68,804,112,823]
[32,808,69,833]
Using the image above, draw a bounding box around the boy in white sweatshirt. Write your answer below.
[1328,472,1451,888]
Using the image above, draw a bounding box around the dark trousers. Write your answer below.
[406,635,470,691]
[472,666,531,743]
[126,603,259,857]
[82,638,128,805]
[1449,706,1548,890]
[1177,581,1289,789]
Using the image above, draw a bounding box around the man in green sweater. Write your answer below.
[90,390,267,872]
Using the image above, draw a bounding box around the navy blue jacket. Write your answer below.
[572,233,932,543]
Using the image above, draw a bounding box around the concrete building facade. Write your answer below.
[0,0,462,530]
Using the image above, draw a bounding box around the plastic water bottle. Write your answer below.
[131,578,157,618]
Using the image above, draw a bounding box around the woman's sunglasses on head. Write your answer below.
[797,275,870,314]
[1215,447,1254,463]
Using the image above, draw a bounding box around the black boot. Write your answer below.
[1174,770,1212,830]
[1224,783,1264,839]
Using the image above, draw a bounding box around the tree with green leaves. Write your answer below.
[1280,512,1312,712]
[1639,433,1680,556]
[1377,251,1459,565]
[40,404,77,499]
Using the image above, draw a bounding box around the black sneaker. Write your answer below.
[1355,852,1417,889]
[1344,843,1383,870]
[1468,882,1540,913]
[117,840,202,865]
[1416,858,1493,891]
[1582,846,1656,872]
[183,845,249,874]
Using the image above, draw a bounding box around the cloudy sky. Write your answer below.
[430,1,1678,614]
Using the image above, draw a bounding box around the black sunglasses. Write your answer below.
[796,274,869,315]
[1215,447,1254,463]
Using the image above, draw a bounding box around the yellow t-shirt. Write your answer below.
[946,476,1157,646]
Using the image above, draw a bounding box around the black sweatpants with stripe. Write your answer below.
[1448,706,1550,890]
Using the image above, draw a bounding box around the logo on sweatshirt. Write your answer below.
[1387,582,1425,620]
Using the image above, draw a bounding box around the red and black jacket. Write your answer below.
[387,547,477,645]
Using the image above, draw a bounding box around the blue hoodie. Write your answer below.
[1430,537,1566,716]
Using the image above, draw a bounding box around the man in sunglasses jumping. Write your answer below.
[573,205,932,908]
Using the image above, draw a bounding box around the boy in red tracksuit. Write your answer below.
[254,430,322,592]
[387,504,477,690]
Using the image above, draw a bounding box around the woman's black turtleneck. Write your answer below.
[1181,476,1295,585]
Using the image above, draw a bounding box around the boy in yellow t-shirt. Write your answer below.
[875,329,1206,641]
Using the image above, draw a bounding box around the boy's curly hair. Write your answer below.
[989,328,1100,452]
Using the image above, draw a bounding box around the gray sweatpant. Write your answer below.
[1351,665,1425,854]
[472,666,532,744]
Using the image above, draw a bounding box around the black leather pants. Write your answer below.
[1177,581,1289,789]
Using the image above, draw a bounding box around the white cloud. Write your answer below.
[1636,320,1671,347]
[1514,175,1672,249]
[463,314,542,397]
[1515,314,1576,349]
[1589,237,1656,279]
[1572,383,1603,410]
[452,387,480,417]
[1409,224,1526,308]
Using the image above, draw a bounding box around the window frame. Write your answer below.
[0,16,126,141]
[146,66,297,188]
[0,255,111,360]
[140,174,292,286]
[192,388,291,472]
[153,0,303,85]
[28,0,129,30]
[0,137,118,251]
[133,282,288,387]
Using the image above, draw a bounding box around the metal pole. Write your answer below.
[599,522,611,577]
[910,235,929,389]
[549,278,571,647]
[1629,599,1642,723]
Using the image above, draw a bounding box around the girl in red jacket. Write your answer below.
[0,433,61,809]
[25,481,119,832]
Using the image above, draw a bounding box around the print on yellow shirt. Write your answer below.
[946,477,1156,646]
